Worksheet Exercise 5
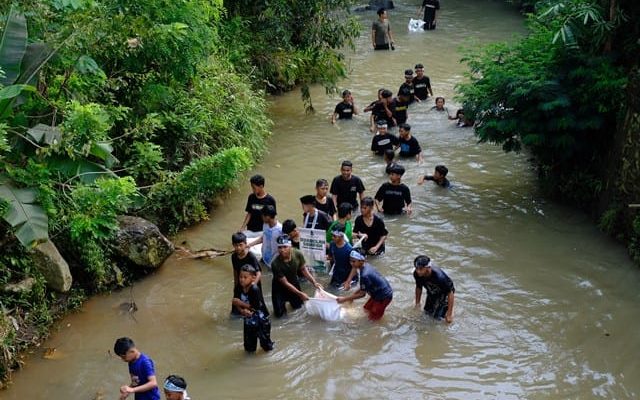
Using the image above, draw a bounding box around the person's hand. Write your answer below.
[445,313,453,324]
[405,207,412,215]
[414,302,421,309]
[120,386,133,397]
[300,292,310,302]
[342,281,351,291]
[368,245,379,255]
[314,281,323,290]
[336,296,347,304]
[241,309,253,317]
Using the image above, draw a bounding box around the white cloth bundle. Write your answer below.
[305,289,345,321]
[408,18,426,32]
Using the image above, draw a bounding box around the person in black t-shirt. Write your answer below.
[314,178,337,220]
[230,232,262,316]
[391,89,410,125]
[240,174,277,233]
[368,89,394,132]
[412,63,433,100]
[413,255,455,323]
[374,164,412,215]
[331,89,359,124]
[398,123,423,163]
[232,265,274,352]
[418,0,440,30]
[353,196,388,255]
[384,149,399,175]
[398,69,419,104]
[299,195,332,231]
[330,160,366,211]
[371,120,399,155]
[281,219,301,249]
[418,164,450,188]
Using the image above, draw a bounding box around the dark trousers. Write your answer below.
[243,312,274,352]
[272,290,303,318]
[374,43,390,50]
[424,293,448,319]
[423,10,436,30]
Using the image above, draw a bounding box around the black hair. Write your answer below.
[165,375,187,391]
[404,68,413,76]
[249,174,265,187]
[399,123,411,131]
[389,164,406,176]
[231,231,247,244]
[381,89,393,99]
[338,202,353,218]
[361,196,375,207]
[415,63,424,69]
[384,148,395,161]
[114,337,135,356]
[240,264,257,275]
[341,160,353,168]
[455,109,464,118]
[414,255,431,268]
[377,7,386,16]
[282,219,297,234]
[315,178,329,188]
[435,96,445,104]
[299,194,316,205]
[342,89,351,97]
[435,165,449,177]
[261,204,277,218]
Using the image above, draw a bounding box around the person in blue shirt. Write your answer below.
[328,223,356,288]
[337,249,393,321]
[413,255,455,323]
[114,337,160,400]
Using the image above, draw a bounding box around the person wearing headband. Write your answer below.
[163,375,190,400]
[413,255,455,323]
[328,223,358,288]
[337,249,393,321]
[371,119,399,156]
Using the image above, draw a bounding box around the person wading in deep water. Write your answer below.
[372,8,395,51]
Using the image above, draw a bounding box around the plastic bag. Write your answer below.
[408,18,425,32]
[305,289,345,321]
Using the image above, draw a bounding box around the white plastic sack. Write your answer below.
[408,18,426,32]
[305,289,345,321]
[243,230,263,259]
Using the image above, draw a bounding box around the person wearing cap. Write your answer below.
[328,223,357,288]
[417,0,440,31]
[371,119,399,156]
[337,249,393,321]
[330,161,366,211]
[397,123,423,163]
[270,234,322,318]
[413,255,455,323]
[398,69,419,104]
[369,89,394,132]
[163,375,190,400]
[418,164,450,188]
[300,194,332,232]
[248,205,282,267]
[412,63,433,101]
[372,8,395,51]
[353,196,388,256]
[374,163,412,215]
[332,89,359,124]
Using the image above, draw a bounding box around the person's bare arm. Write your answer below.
[240,212,251,231]
[337,289,366,303]
[121,376,158,398]
[415,287,423,307]
[301,265,322,289]
[368,234,387,255]
[278,276,309,301]
[342,266,358,290]
[445,291,455,323]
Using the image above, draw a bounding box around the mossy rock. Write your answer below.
[114,216,174,269]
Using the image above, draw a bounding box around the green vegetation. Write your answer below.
[458,0,640,264]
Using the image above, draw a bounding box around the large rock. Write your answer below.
[32,239,73,292]
[369,0,394,9]
[114,216,174,269]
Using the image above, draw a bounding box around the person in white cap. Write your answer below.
[162,375,190,400]
[413,255,455,323]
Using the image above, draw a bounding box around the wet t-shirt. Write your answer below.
[391,97,409,124]
[360,264,393,301]
[372,20,390,46]
[244,194,276,232]
[412,76,431,100]
[413,266,454,297]
[371,101,393,125]
[234,283,270,316]
[424,175,450,188]
[271,248,306,294]
[353,214,388,253]
[325,220,354,243]
[314,197,337,218]
[329,241,354,286]
[371,133,399,155]
[303,210,332,231]
[231,252,262,314]
[128,353,161,400]
[398,82,415,103]
[375,182,411,215]
[330,175,365,210]
[398,136,422,158]
[334,102,355,119]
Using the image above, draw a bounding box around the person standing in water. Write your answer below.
[417,0,440,31]
[372,8,395,50]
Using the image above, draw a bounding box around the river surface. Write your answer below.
[4,1,640,399]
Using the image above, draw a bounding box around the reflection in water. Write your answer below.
[5,1,640,399]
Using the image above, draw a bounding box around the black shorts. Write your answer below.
[272,290,303,318]
[374,44,390,50]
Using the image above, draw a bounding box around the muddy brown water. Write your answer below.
[4,1,640,398]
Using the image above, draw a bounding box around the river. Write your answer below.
[4,0,640,399]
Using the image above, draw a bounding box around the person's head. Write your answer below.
[340,160,353,180]
[377,7,386,18]
[376,119,388,133]
[113,337,138,362]
[414,255,432,277]
[381,89,393,104]
[276,234,293,258]
[414,63,424,77]
[388,164,405,183]
[383,148,395,163]
[360,196,375,214]
[377,88,384,100]
[261,204,277,224]
[398,123,411,138]
[239,264,258,288]
[315,178,329,198]
[434,165,449,180]
[163,375,187,400]
[455,109,464,119]
[231,231,248,255]
[331,222,346,244]
[349,248,366,269]
[434,97,445,109]
[249,174,265,195]
[282,219,299,239]
[398,86,411,102]
[342,89,352,102]
[337,202,353,220]
[300,194,317,214]
[404,68,414,81]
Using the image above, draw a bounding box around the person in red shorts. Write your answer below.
[337,249,393,321]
